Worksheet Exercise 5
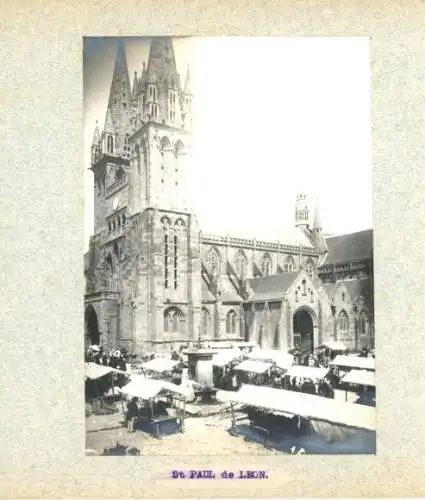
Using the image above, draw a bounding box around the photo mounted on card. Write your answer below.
[83,36,375,457]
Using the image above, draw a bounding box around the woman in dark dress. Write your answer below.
[126,397,139,433]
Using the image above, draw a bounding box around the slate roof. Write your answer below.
[246,271,300,302]
[323,229,373,266]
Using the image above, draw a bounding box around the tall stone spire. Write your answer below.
[146,37,179,86]
[104,39,131,153]
[144,37,183,126]
[313,199,322,231]
[131,70,139,100]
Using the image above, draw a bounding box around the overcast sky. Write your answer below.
[84,36,372,252]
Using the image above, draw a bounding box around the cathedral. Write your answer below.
[84,37,375,356]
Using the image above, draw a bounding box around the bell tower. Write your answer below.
[128,37,192,215]
[125,37,201,354]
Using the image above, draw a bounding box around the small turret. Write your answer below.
[91,121,101,163]
[295,193,328,259]
[295,193,311,228]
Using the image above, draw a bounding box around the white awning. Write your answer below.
[120,376,188,400]
[234,359,273,374]
[217,384,376,431]
[274,354,294,371]
[85,362,113,380]
[142,357,179,373]
[213,349,242,367]
[320,340,348,351]
[332,355,375,371]
[341,370,376,387]
[247,349,294,370]
[286,365,329,381]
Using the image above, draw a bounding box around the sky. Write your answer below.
[84,36,372,252]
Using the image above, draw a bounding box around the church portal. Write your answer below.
[293,308,314,354]
[85,305,100,346]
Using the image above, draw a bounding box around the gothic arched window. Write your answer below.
[284,256,295,272]
[207,248,220,279]
[339,310,349,332]
[169,91,177,124]
[164,307,184,333]
[173,229,178,290]
[234,251,247,279]
[261,254,272,277]
[162,217,171,289]
[302,279,307,295]
[226,310,237,334]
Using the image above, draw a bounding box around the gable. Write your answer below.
[289,270,317,298]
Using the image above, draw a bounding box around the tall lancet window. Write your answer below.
[234,251,247,279]
[148,84,158,119]
[261,254,272,277]
[173,219,185,290]
[207,247,220,280]
[173,231,178,290]
[169,91,177,124]
[107,135,114,154]
[162,217,171,289]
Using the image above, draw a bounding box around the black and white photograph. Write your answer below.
[83,36,375,457]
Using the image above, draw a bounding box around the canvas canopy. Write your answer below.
[286,365,329,381]
[332,355,375,371]
[212,349,242,367]
[217,384,376,431]
[85,362,132,380]
[248,349,294,364]
[320,340,348,351]
[341,370,376,387]
[247,349,294,370]
[85,362,114,380]
[120,376,189,400]
[235,359,273,374]
[274,354,294,371]
[142,357,179,373]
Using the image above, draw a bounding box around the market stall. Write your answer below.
[119,376,188,437]
[234,359,274,387]
[340,370,376,404]
[217,383,376,434]
[331,355,375,372]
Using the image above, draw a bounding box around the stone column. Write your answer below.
[286,301,293,350]
[317,300,323,346]
[250,302,256,343]
[278,300,287,350]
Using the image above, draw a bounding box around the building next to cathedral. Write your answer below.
[84,37,375,357]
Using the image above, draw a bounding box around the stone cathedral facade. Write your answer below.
[84,37,375,356]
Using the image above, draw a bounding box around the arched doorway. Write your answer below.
[293,308,314,354]
[85,305,100,346]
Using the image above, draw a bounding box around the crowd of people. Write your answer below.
[85,345,132,371]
